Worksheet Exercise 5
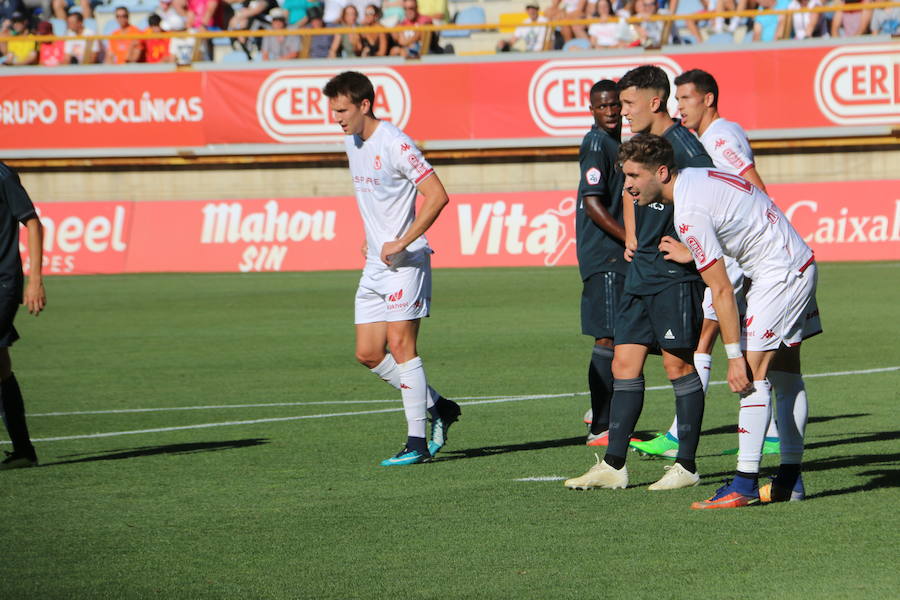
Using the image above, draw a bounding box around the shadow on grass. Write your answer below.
[438,436,584,461]
[41,438,270,467]
[697,413,870,437]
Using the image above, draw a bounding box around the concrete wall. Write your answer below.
[18,146,899,203]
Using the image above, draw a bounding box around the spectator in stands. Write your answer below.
[329,3,359,56]
[229,0,277,33]
[417,0,447,23]
[63,10,98,63]
[546,0,588,42]
[51,0,93,20]
[143,13,172,62]
[261,7,301,58]
[303,4,334,57]
[588,0,629,47]
[357,3,388,55]
[189,0,228,30]
[1,11,38,65]
[1,0,24,30]
[830,0,871,37]
[164,13,197,63]
[497,2,549,51]
[870,2,899,35]
[787,0,824,39]
[36,19,65,65]
[633,0,667,47]
[324,0,349,23]
[382,0,403,26]
[391,0,431,57]
[283,0,322,26]
[753,0,789,40]
[106,6,143,64]
[712,0,755,33]
[158,0,195,26]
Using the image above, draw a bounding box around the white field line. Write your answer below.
[515,476,567,482]
[7,365,898,444]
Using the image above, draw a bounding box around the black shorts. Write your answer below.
[0,293,19,348]
[614,280,704,350]
[581,271,624,340]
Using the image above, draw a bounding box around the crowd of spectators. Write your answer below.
[0,0,896,66]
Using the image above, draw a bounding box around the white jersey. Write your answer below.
[345,121,435,270]
[699,118,755,177]
[674,168,814,282]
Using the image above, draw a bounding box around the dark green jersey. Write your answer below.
[576,126,626,280]
[624,122,714,295]
[0,163,37,297]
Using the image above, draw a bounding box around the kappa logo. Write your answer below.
[762,329,776,340]
[686,236,706,263]
[679,223,691,234]
[585,167,601,185]
[388,289,404,302]
[737,427,750,434]
[256,67,411,142]
[400,383,412,389]
[527,56,683,136]
[400,143,410,154]
[715,138,726,149]
[374,155,382,170]
[814,43,900,126]
[806,308,820,319]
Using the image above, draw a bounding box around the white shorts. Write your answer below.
[742,261,822,351]
[703,256,747,321]
[354,251,432,324]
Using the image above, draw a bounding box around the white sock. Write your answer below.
[398,356,428,439]
[768,371,807,464]
[371,354,438,409]
[736,380,771,474]
[693,353,712,394]
[667,416,679,439]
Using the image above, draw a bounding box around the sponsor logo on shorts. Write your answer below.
[737,427,750,434]
[400,383,412,389]
[762,329,776,340]
[664,329,675,340]
[585,167,601,185]
[686,236,706,263]
[814,43,900,126]
[744,315,754,327]
[806,309,819,319]
[388,289,404,302]
[256,67,410,142]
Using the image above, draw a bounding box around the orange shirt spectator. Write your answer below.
[143,14,171,62]
[106,7,144,63]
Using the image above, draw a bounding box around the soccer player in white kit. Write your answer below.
[619,134,822,509]
[324,71,460,466]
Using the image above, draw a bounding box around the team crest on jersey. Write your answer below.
[585,167,601,185]
[374,155,382,170]
[715,138,726,149]
[686,236,705,262]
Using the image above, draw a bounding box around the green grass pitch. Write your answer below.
[2,263,898,599]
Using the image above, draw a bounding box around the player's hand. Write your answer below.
[624,247,634,262]
[24,281,46,316]
[726,356,754,395]
[659,236,693,263]
[361,240,368,258]
[380,239,407,266]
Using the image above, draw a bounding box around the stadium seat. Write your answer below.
[673,0,708,38]
[84,18,97,32]
[705,31,734,44]
[50,18,66,36]
[444,5,487,38]
[220,50,250,63]
[102,19,119,35]
[562,37,591,51]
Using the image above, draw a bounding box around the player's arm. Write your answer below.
[380,174,449,266]
[697,259,750,394]
[741,166,767,194]
[23,217,46,316]
[622,194,636,261]
[583,195,625,242]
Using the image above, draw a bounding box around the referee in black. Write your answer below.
[0,161,45,470]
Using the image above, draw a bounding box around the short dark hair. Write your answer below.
[115,6,129,15]
[67,10,84,21]
[323,71,376,107]
[617,65,671,106]
[617,133,675,172]
[591,79,618,96]
[148,13,162,26]
[674,69,718,107]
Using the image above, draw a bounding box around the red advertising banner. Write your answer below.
[1,41,897,155]
[23,180,900,276]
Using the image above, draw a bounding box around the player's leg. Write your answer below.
[581,272,623,445]
[0,346,37,470]
[587,338,614,443]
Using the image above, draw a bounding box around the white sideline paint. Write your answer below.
[7,365,897,444]
[515,476,567,482]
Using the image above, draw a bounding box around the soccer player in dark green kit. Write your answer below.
[0,162,46,470]
[572,80,629,448]
[566,65,713,491]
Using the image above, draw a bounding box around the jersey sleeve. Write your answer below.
[580,136,617,204]
[388,132,434,186]
[709,130,754,175]
[2,169,38,224]
[676,209,723,273]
